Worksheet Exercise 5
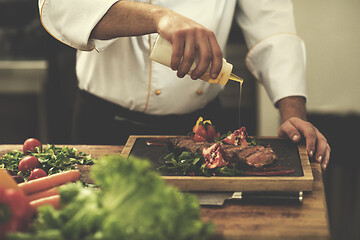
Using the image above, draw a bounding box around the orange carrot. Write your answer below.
[19,170,81,195]
[26,187,59,202]
[30,195,60,211]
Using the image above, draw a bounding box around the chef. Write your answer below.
[38,0,330,170]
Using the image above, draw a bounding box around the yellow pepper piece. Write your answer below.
[193,117,203,133]
[193,117,212,133]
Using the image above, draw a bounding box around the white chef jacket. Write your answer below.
[38,0,306,115]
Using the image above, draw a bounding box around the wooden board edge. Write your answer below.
[298,143,314,190]
[162,176,314,192]
[122,135,137,157]
[163,176,314,191]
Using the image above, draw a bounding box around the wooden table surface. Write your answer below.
[0,144,330,240]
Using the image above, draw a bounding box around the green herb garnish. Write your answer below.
[158,151,245,177]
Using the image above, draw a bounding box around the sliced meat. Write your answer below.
[166,137,212,155]
[166,137,277,168]
[222,145,265,163]
[245,147,278,168]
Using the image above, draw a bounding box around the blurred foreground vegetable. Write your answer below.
[0,186,33,239]
[7,155,214,240]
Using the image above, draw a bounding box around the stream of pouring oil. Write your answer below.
[229,73,244,129]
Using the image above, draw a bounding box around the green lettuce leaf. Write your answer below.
[8,155,213,240]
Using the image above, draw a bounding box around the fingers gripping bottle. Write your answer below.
[150,35,234,86]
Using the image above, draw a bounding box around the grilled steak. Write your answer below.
[166,137,212,155]
[167,136,277,168]
[222,144,264,162]
[244,147,277,168]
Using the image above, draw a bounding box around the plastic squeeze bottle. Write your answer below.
[150,35,243,86]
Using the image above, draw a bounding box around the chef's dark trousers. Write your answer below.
[71,90,226,145]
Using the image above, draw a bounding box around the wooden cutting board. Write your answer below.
[122,136,314,192]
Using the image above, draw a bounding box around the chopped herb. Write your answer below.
[0,145,95,180]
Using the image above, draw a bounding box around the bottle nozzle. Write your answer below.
[229,73,244,84]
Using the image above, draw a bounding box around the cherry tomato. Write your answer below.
[23,138,42,154]
[18,156,40,173]
[28,168,47,181]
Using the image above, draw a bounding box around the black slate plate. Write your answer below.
[129,137,303,177]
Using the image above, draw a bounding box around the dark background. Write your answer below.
[0,1,359,239]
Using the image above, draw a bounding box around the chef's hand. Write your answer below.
[276,97,331,171]
[156,10,223,80]
[90,2,222,80]
[278,117,331,171]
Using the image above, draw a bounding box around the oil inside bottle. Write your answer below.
[229,73,244,129]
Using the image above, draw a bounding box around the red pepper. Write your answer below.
[0,186,33,238]
[191,117,220,142]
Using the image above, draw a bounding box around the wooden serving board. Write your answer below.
[122,135,314,192]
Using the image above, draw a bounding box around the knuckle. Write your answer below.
[172,48,182,58]
[289,117,299,122]
[196,27,207,35]
[202,52,213,62]
[184,27,197,36]
[195,28,215,39]
[185,51,196,61]
[174,30,186,38]
[305,124,316,135]
[202,29,215,38]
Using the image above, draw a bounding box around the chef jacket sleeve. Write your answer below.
[236,0,307,105]
[38,0,119,51]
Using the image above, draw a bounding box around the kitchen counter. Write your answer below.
[0,144,330,240]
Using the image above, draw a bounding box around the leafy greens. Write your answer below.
[158,151,244,176]
[8,155,214,240]
[0,145,94,179]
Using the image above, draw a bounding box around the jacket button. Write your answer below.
[155,89,161,95]
[196,89,203,95]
